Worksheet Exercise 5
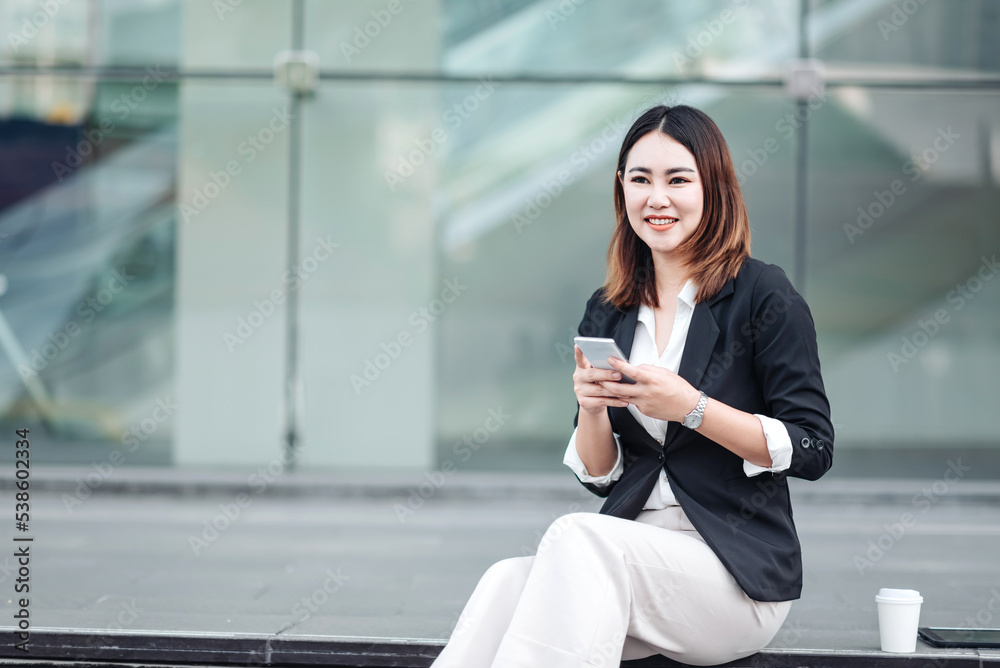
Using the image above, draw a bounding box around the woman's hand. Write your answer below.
[600,357,702,423]
[573,345,631,416]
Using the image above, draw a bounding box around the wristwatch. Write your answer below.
[683,391,708,429]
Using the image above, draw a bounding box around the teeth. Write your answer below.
[648,218,677,224]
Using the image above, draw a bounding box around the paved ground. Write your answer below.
[0,469,998,659]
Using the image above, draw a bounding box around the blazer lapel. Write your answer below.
[675,301,720,390]
[661,280,732,451]
[611,304,638,358]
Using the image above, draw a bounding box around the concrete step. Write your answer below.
[0,630,996,668]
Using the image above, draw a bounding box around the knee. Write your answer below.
[761,602,797,648]
[687,601,796,665]
[537,511,604,553]
[481,555,533,585]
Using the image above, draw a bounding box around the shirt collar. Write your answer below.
[637,279,699,329]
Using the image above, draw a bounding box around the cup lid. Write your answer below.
[876,588,923,603]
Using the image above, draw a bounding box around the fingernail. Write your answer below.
[613,373,621,379]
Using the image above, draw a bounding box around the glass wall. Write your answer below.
[0,0,998,475]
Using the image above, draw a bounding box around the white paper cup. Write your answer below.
[875,588,923,652]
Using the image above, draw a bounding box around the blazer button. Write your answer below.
[801,437,811,448]
[816,439,825,450]
[658,454,665,462]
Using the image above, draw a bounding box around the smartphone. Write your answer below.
[918,627,1000,648]
[573,337,636,384]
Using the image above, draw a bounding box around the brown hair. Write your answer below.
[602,105,750,309]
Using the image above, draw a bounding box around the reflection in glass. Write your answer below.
[0,78,178,464]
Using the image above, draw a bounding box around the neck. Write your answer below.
[651,251,690,301]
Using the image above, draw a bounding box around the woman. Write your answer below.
[431,104,834,667]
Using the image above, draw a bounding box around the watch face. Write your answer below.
[684,392,706,429]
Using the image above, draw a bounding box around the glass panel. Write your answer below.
[297,81,439,471]
[810,0,1000,75]
[0,76,179,465]
[181,0,291,71]
[305,0,442,74]
[99,0,182,68]
[173,80,293,468]
[307,0,798,79]
[0,0,90,66]
[0,76,296,470]
[0,0,182,69]
[806,88,1000,461]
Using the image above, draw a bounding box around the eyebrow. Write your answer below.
[627,166,696,175]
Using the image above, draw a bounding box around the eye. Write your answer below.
[630,176,649,184]
[670,177,689,184]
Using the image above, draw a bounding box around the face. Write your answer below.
[618,131,704,258]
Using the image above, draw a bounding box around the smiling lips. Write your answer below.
[645,215,679,230]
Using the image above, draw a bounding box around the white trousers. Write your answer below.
[430,506,792,668]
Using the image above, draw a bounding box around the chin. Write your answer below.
[649,244,683,257]
[633,230,679,253]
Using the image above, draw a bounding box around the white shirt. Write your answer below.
[563,279,793,509]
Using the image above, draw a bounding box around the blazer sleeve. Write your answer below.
[749,264,834,481]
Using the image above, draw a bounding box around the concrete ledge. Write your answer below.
[0,630,439,667]
[2,466,1000,506]
[0,631,997,668]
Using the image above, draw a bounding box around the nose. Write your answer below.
[648,182,671,208]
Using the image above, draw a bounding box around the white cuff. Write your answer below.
[744,414,793,477]
[563,426,624,485]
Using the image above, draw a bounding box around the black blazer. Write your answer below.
[571,257,834,602]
